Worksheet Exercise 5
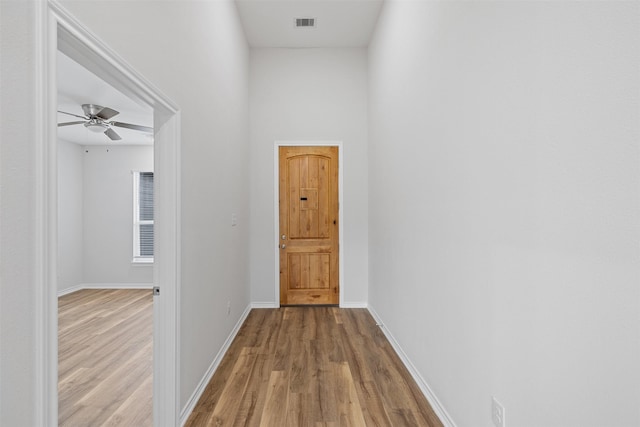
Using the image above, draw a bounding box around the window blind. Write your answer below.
[137,172,154,258]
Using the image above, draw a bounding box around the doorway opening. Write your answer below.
[56,49,156,425]
[37,2,181,425]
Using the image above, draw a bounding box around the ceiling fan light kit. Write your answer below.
[84,119,108,132]
[58,103,153,141]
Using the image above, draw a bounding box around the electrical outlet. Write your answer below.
[492,397,505,427]
[227,301,231,316]
[231,213,237,226]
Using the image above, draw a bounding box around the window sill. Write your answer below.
[132,258,154,265]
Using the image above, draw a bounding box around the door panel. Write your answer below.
[279,146,339,305]
[287,253,330,289]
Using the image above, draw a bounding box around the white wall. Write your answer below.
[368,2,640,426]
[249,48,369,305]
[59,0,251,412]
[0,1,39,424]
[82,145,154,285]
[57,142,154,292]
[57,140,84,292]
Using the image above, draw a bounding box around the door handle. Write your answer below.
[280,244,286,249]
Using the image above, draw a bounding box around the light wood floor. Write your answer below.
[58,289,153,426]
[186,307,443,426]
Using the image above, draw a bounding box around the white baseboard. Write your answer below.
[57,283,153,297]
[340,301,368,308]
[81,282,154,289]
[251,301,279,308]
[57,284,84,297]
[250,301,368,309]
[179,303,252,426]
[367,305,456,427]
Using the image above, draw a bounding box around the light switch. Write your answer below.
[231,213,237,226]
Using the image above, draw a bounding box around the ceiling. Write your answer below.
[57,51,154,146]
[235,0,384,48]
[57,1,383,145]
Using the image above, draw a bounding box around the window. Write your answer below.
[133,171,154,263]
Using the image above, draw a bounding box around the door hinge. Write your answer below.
[153,286,160,296]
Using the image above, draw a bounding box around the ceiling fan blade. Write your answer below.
[104,128,122,141]
[58,121,86,127]
[82,104,120,120]
[95,107,120,120]
[58,110,86,119]
[111,121,153,133]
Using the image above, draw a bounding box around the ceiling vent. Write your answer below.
[295,18,316,28]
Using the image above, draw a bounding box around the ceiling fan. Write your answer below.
[58,104,153,141]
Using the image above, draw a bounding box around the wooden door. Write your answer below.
[279,146,339,305]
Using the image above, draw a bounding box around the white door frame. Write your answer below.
[273,141,345,307]
[35,2,181,425]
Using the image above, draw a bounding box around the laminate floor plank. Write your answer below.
[259,370,291,426]
[209,347,258,426]
[58,289,152,427]
[333,362,366,426]
[233,353,272,427]
[185,307,443,427]
[286,392,312,427]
